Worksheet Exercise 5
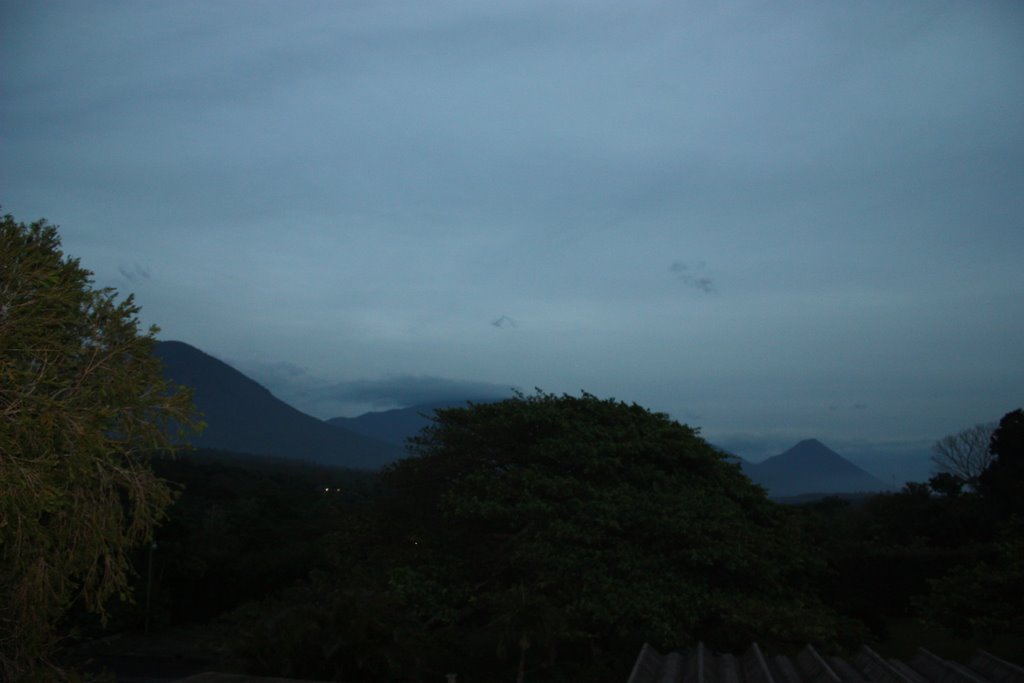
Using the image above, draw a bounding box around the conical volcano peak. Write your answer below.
[747,438,888,497]
[787,438,835,456]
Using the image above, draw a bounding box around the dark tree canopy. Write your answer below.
[0,215,199,679]
[916,517,1024,640]
[373,391,843,680]
[988,409,1023,464]
[910,410,1024,644]
[978,409,1024,515]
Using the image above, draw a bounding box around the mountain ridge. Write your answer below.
[734,438,889,497]
[155,340,404,469]
[155,341,892,493]
[327,398,501,446]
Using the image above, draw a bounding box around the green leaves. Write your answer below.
[1,214,201,679]
[915,517,1024,639]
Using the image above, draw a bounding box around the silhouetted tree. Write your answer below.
[988,409,1023,463]
[977,409,1024,515]
[931,422,996,491]
[0,214,200,680]
[928,471,965,497]
[374,391,846,680]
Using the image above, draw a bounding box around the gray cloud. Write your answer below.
[117,262,150,283]
[244,359,309,382]
[491,315,518,329]
[317,375,517,408]
[3,2,1022,456]
[829,402,870,412]
[231,358,321,406]
[237,359,517,419]
[670,261,716,294]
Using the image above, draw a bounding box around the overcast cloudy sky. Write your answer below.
[3,1,1022,478]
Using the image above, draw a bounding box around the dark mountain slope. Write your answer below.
[155,341,404,469]
[327,399,498,446]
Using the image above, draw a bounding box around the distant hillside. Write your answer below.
[736,439,889,498]
[155,341,404,469]
[327,399,498,446]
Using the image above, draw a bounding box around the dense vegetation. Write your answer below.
[69,403,1024,682]
[4,215,1021,681]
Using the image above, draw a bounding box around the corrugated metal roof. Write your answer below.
[175,674,321,682]
[627,643,1024,683]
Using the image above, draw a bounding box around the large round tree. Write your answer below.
[978,408,1024,515]
[377,391,842,681]
[0,214,199,680]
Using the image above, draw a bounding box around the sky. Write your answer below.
[3,1,1022,480]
